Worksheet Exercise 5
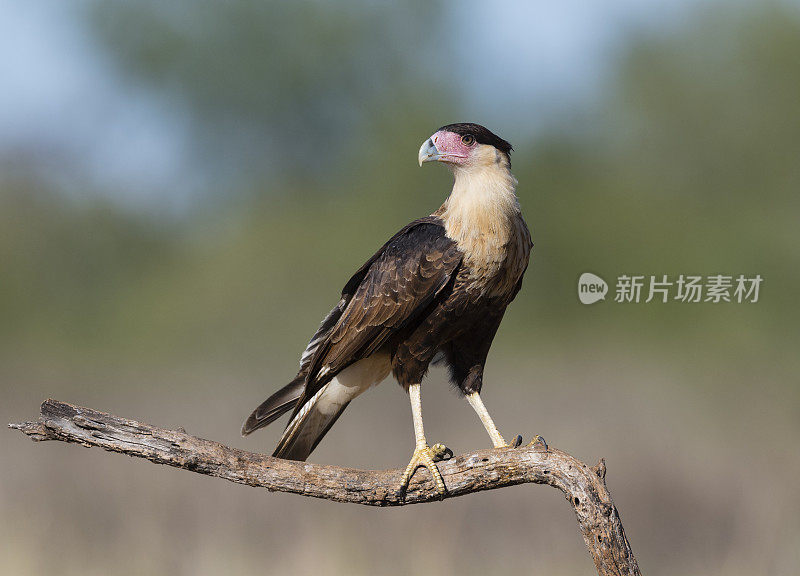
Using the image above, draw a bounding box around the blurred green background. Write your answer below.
[2,1,799,575]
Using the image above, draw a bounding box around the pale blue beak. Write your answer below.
[418,138,441,166]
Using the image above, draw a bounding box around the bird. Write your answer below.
[242,123,532,496]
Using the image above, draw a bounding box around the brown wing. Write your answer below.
[291,219,462,417]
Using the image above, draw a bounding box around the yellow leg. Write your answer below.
[398,384,448,497]
[466,392,512,448]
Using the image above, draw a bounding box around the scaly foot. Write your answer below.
[528,434,548,452]
[508,434,523,448]
[398,443,450,498]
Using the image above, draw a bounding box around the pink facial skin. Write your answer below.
[430,130,477,165]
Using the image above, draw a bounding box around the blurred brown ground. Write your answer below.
[4,346,799,575]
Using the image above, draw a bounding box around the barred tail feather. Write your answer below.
[271,353,391,460]
[272,380,353,461]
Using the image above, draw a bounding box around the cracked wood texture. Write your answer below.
[10,399,640,576]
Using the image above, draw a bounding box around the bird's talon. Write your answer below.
[430,443,453,462]
[510,434,523,448]
[528,434,548,452]
[398,444,448,498]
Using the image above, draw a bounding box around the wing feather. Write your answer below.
[292,220,461,417]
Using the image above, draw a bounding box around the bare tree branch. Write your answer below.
[10,399,640,576]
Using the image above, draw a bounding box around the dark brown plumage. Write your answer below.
[243,124,531,494]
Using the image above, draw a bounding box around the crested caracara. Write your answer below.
[243,123,532,496]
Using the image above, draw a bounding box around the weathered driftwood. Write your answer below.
[10,399,640,576]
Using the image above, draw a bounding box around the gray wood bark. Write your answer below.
[10,399,641,576]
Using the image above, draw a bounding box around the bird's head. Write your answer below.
[418,123,513,171]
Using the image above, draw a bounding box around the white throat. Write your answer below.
[435,154,522,278]
[439,158,518,239]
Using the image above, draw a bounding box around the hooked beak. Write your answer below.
[418,138,441,166]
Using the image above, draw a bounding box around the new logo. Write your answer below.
[578,272,608,305]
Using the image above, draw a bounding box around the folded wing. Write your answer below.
[273,219,462,458]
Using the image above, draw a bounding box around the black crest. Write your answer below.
[438,123,513,157]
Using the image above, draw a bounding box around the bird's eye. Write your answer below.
[461,134,475,146]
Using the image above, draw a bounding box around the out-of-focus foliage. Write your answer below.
[0,177,173,362]
[4,3,798,369]
[519,5,800,356]
[86,0,449,184]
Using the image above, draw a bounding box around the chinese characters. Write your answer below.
[613,274,762,303]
